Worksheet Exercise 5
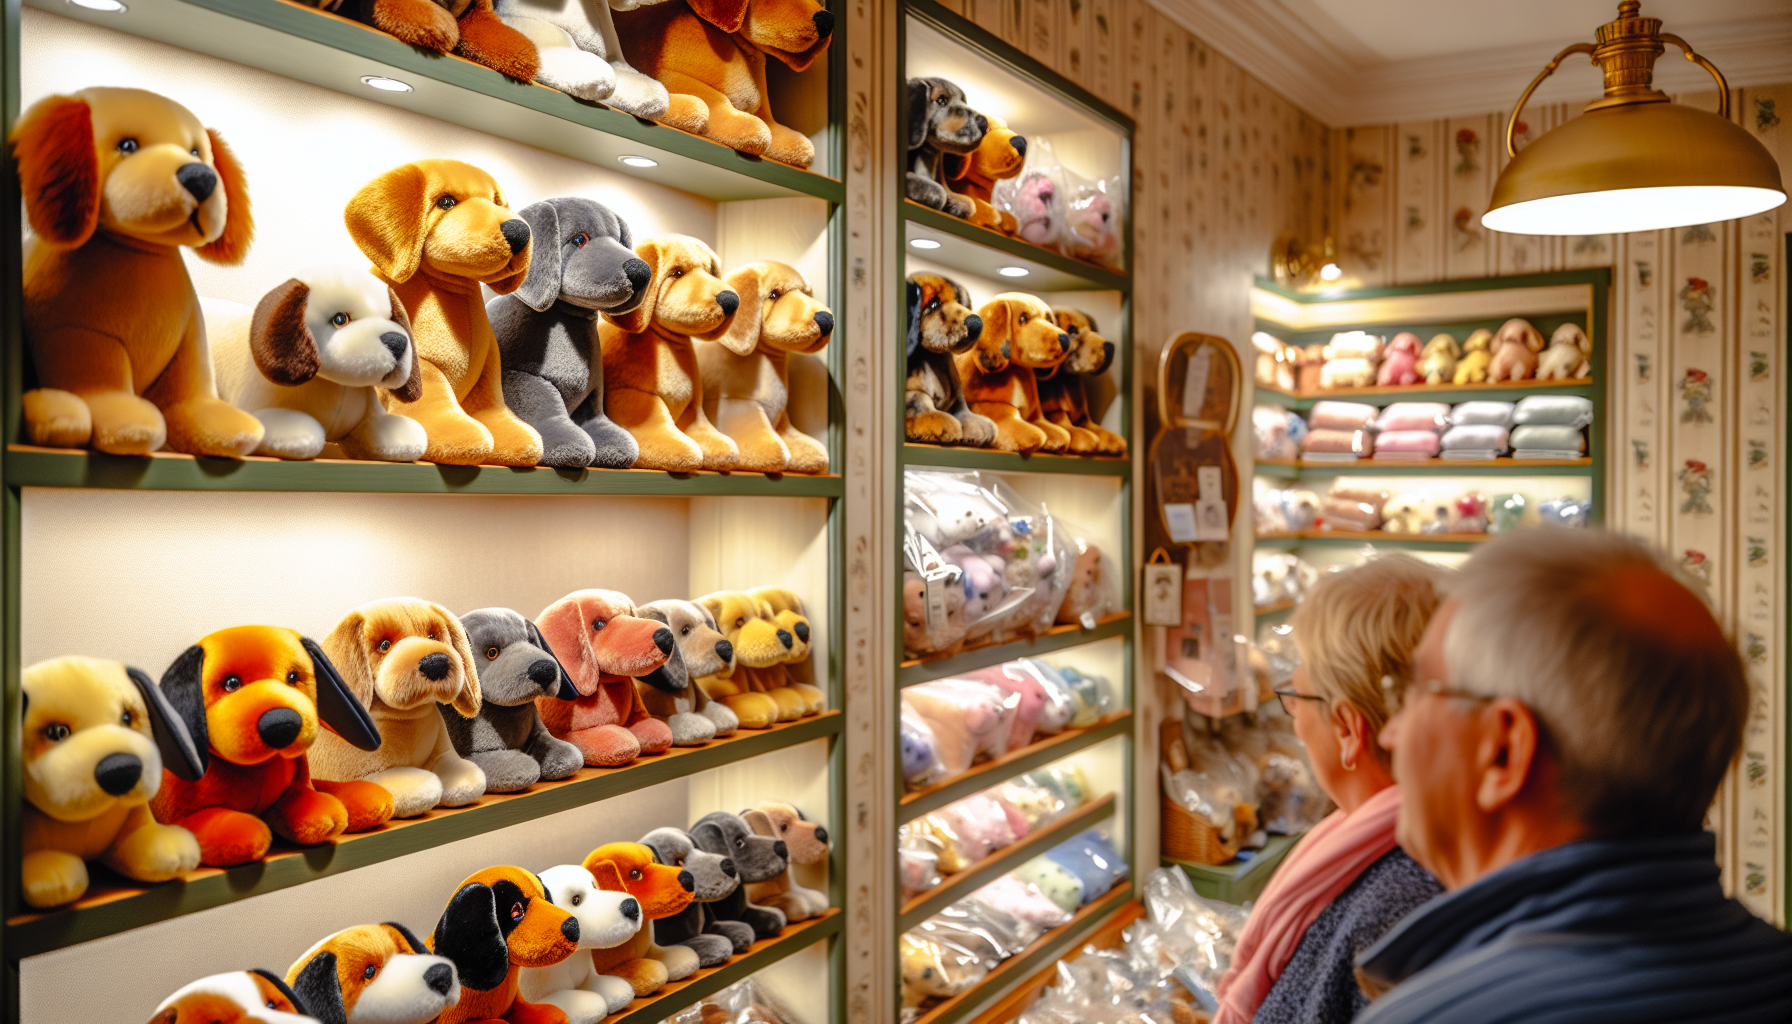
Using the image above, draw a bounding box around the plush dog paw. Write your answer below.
[372,0,459,52]
[471,748,542,793]
[535,43,616,101]
[251,408,327,460]
[789,683,826,715]
[701,104,771,155]
[83,390,167,455]
[743,905,787,939]
[649,942,700,981]
[665,711,716,747]
[611,959,670,998]
[536,735,585,781]
[270,787,349,845]
[21,849,88,908]
[678,934,735,968]
[765,687,807,722]
[630,429,704,472]
[905,409,963,444]
[341,411,428,463]
[162,397,265,458]
[535,421,599,469]
[606,66,670,120]
[181,807,273,866]
[475,410,544,467]
[538,987,616,1024]
[568,724,642,766]
[589,972,642,1014]
[580,415,639,469]
[367,766,444,818]
[454,2,542,82]
[699,701,739,737]
[686,422,740,470]
[106,822,201,883]
[780,429,829,474]
[22,388,92,448]
[955,411,998,447]
[314,778,396,832]
[627,717,674,755]
[706,919,755,953]
[658,93,710,135]
[720,693,781,730]
[764,124,815,169]
[418,409,496,465]
[434,757,489,807]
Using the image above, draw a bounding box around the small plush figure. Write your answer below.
[692,811,789,941]
[1452,491,1491,534]
[445,608,583,792]
[1055,542,1107,626]
[1380,494,1429,534]
[749,587,826,716]
[956,294,1074,452]
[150,971,315,1024]
[698,261,835,473]
[1537,322,1592,380]
[640,827,741,966]
[940,545,1008,627]
[1063,186,1121,268]
[1319,331,1380,389]
[905,274,995,446]
[1041,308,1125,455]
[1419,332,1460,385]
[428,866,580,1024]
[1011,855,1085,912]
[972,873,1071,930]
[1488,318,1545,382]
[900,710,941,785]
[902,569,968,659]
[336,0,540,82]
[1452,328,1495,385]
[515,863,645,1021]
[905,77,987,217]
[1377,332,1423,386]
[695,591,799,728]
[1010,171,1061,248]
[491,0,669,114]
[637,598,741,739]
[941,113,1027,233]
[287,923,460,1024]
[902,680,1010,774]
[534,590,676,765]
[743,801,830,922]
[900,933,977,1010]
[583,842,700,997]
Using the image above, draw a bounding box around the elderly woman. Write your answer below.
[1215,554,1447,1024]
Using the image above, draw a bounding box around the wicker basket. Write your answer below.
[1160,797,1257,865]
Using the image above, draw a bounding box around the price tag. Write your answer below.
[1164,503,1198,543]
[903,531,960,643]
[1194,497,1230,541]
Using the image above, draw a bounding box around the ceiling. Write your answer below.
[1152,0,1792,125]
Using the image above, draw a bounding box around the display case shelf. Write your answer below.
[898,712,1132,823]
[6,712,841,958]
[901,444,1130,477]
[609,909,841,1024]
[898,613,1131,687]
[1255,457,1593,478]
[964,900,1146,1024]
[1257,530,1492,552]
[1168,832,1302,905]
[1254,378,1595,410]
[903,202,1129,293]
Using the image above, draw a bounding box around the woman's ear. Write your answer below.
[385,287,424,403]
[304,635,381,751]
[976,300,1011,372]
[514,201,563,312]
[437,603,482,719]
[11,93,99,249]
[1332,700,1371,767]
[321,612,377,711]
[195,129,253,265]
[345,163,430,284]
[715,264,765,356]
[249,279,320,387]
[603,238,661,334]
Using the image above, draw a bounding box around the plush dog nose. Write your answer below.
[176,162,218,202]
[560,917,580,944]
[772,840,789,860]
[963,314,984,342]
[794,622,811,644]
[94,752,142,796]
[652,628,675,655]
[715,290,740,316]
[623,257,651,293]
[1012,135,1028,158]
[677,870,695,892]
[814,825,829,844]
[501,219,531,254]
[620,898,640,922]
[813,9,833,37]
[1058,332,1073,352]
[716,640,734,663]
[776,629,793,650]
[424,963,454,996]
[419,652,452,681]
[380,332,409,361]
[258,708,303,750]
[720,858,737,877]
[528,660,560,687]
[813,310,834,336]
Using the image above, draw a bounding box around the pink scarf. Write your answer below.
[1213,784,1403,1024]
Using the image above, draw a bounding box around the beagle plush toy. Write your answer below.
[904,274,994,446]
[149,626,390,868]
[743,801,830,922]
[942,114,1027,234]
[345,159,543,467]
[637,598,740,741]
[444,608,583,793]
[12,86,263,458]
[1040,308,1125,456]
[906,77,988,219]
[287,923,460,1024]
[207,267,426,462]
[534,589,677,766]
[21,656,204,908]
[516,862,648,1021]
[310,598,488,818]
[581,842,700,998]
[428,866,581,1024]
[955,293,1074,453]
[694,591,796,729]
[149,970,316,1024]
[696,261,834,474]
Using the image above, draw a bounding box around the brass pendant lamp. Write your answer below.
[1483,0,1786,236]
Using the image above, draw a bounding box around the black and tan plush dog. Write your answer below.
[905,274,993,446]
[288,922,459,1024]
[444,608,583,792]
[429,865,580,1024]
[691,810,788,942]
[1041,307,1125,455]
[637,599,740,743]
[641,826,742,965]
[490,197,651,469]
[149,970,315,1024]
[906,77,987,218]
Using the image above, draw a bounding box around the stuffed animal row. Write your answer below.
[1253,318,1591,395]
[904,275,1123,456]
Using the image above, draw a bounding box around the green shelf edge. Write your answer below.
[609,910,842,1024]
[1255,534,1486,553]
[898,713,1133,824]
[1254,459,1593,479]
[902,444,1131,477]
[901,203,1130,292]
[4,447,845,498]
[1254,382,1596,411]
[1167,831,1303,905]
[5,712,842,958]
[898,615,1132,687]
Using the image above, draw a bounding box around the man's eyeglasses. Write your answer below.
[1379,674,1496,715]
[1272,687,1328,717]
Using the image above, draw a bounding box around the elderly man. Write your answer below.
[1360,528,1792,1024]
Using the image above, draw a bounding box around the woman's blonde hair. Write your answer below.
[1291,553,1448,759]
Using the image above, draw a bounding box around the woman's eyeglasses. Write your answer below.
[1272,687,1328,716]
[1379,674,1495,715]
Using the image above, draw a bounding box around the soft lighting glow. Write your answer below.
[1318,262,1342,281]
[1483,185,1786,236]
[360,76,413,93]
[69,0,127,10]
[909,238,942,250]
[997,266,1029,277]
[619,155,659,168]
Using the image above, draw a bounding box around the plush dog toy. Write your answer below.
[309,599,487,818]
[599,234,742,471]
[637,599,740,739]
[12,87,263,458]
[956,293,1073,452]
[614,0,833,167]
[1453,328,1495,385]
[640,827,740,966]
[695,591,796,727]
[428,865,580,1024]
[150,971,315,1024]
[516,862,645,1022]
[148,627,388,867]
[1419,332,1460,385]
[1319,331,1380,389]
[743,801,829,922]
[582,842,700,997]
[446,608,584,792]
[1377,332,1423,386]
[906,77,987,218]
[905,274,994,447]
[748,586,825,716]
[1041,308,1124,455]
[535,589,676,765]
[489,0,662,111]
[490,197,651,469]
[206,267,426,461]
[330,0,540,83]
[1010,171,1062,248]
[691,810,787,941]
[942,114,1026,233]
[1537,322,1591,380]
[345,159,543,466]
[21,656,204,908]
[288,923,460,1024]
[1488,318,1544,382]
[697,261,834,474]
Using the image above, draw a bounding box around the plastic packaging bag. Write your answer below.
[901,704,947,789]
[1258,750,1331,834]
[1061,171,1126,270]
[1043,830,1130,904]
[899,821,945,896]
[992,136,1069,251]
[969,872,1074,931]
[935,792,1019,865]
[900,929,990,1012]
[1054,518,1119,628]
[1252,404,1303,461]
[906,469,1052,642]
[995,772,1071,832]
[902,678,1018,775]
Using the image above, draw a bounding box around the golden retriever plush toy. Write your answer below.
[1041,307,1125,455]
[695,590,800,727]
[697,261,833,474]
[149,971,315,1024]
[345,159,543,467]
[11,87,263,458]
[743,801,829,922]
[534,589,677,765]
[749,586,825,715]
[288,922,460,1024]
[942,114,1027,234]
[956,293,1074,453]
[21,656,205,908]
[599,234,741,471]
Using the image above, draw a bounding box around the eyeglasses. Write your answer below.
[1272,687,1328,717]
[1380,674,1496,715]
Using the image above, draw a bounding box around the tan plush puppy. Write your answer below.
[287,922,459,1024]
[1537,322,1592,380]
[638,598,741,739]
[743,801,830,921]
[600,235,742,471]
[1452,328,1495,385]
[21,657,204,909]
[1487,318,1544,382]
[149,971,315,1024]
[695,590,793,727]
[1419,332,1460,385]
[345,159,543,467]
[748,586,824,715]
[942,114,1027,234]
[956,293,1074,453]
[698,261,834,474]
[12,87,263,458]
[1040,308,1125,456]
[310,599,487,818]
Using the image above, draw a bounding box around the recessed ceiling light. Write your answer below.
[360,76,413,93]
[620,155,659,168]
[1318,262,1341,282]
[68,0,127,11]
[997,266,1029,277]
[909,238,941,250]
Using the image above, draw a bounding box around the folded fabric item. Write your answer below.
[1511,395,1593,427]
[1373,430,1441,456]
[1328,482,1391,508]
[1440,449,1502,461]
[1510,424,1585,452]
[1513,449,1585,461]
[1321,496,1382,531]
[1309,401,1378,431]
[1441,424,1509,452]
[1449,401,1515,427]
[1374,403,1450,433]
[1301,428,1373,456]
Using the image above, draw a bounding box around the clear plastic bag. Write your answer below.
[1043,830,1130,904]
[900,929,990,1012]
[1061,172,1126,270]
[1140,866,1251,1008]
[906,470,1046,642]
[903,678,1019,776]
[969,872,1074,931]
[992,136,1068,251]
[1258,750,1331,835]
[899,821,945,896]
[901,704,947,789]
[1055,520,1120,628]
[935,792,1019,865]
[931,891,1040,958]
[995,772,1070,832]
[1252,404,1304,461]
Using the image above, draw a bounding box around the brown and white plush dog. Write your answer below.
[1488,317,1545,383]
[1040,308,1125,456]
[956,293,1074,452]
[906,77,987,218]
[743,801,829,922]
[12,87,263,458]
[694,591,793,729]
[149,971,316,1024]
[638,598,741,741]
[345,160,542,467]
[310,599,487,818]
[287,923,459,1024]
[905,274,994,446]
[697,261,834,474]
[942,114,1027,234]
[207,268,425,462]
[599,234,742,471]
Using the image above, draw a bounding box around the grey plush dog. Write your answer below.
[640,827,741,967]
[907,77,988,218]
[489,197,651,469]
[637,599,740,742]
[691,811,789,946]
[442,608,583,792]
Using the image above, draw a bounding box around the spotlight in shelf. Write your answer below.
[360,76,413,93]
[69,0,127,10]
[909,238,942,250]
[1319,262,1342,282]
[620,155,660,168]
[997,266,1030,277]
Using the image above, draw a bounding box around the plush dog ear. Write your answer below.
[431,603,481,719]
[249,279,320,387]
[383,920,429,955]
[158,645,212,767]
[687,820,726,855]
[741,808,778,840]
[303,636,381,751]
[536,596,600,694]
[636,643,689,695]
[685,0,747,32]
[586,859,627,892]
[346,163,431,284]
[11,93,99,249]
[288,952,347,1024]
[713,264,765,356]
[431,883,509,993]
[250,969,311,1018]
[126,665,206,782]
[514,200,563,313]
[525,619,578,701]
[906,79,931,152]
[195,129,253,265]
[905,279,922,357]
[975,299,1011,372]
[381,286,423,403]
[603,238,661,334]
[319,614,379,722]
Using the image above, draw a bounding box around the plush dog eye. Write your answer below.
[486,646,500,660]
[117,138,138,154]
[120,710,134,726]
[768,289,780,300]
[436,195,458,210]
[935,96,947,106]
[330,312,351,327]
[222,675,243,692]
[681,626,691,636]
[591,618,606,631]
[669,269,684,279]
[190,148,200,157]
[288,670,300,684]
[570,233,589,248]
[363,964,377,980]
[510,902,525,921]
[571,893,582,906]
[428,628,439,640]
[43,723,69,742]
[377,639,392,653]
[267,1000,279,1010]
[1018,313,1029,323]
[628,869,642,881]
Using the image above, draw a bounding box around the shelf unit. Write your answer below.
[2,1,848,1020]
[962,900,1145,1024]
[892,4,1139,1021]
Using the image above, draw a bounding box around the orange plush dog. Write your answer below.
[345,160,543,466]
[534,590,677,765]
[942,115,1027,234]
[599,235,741,471]
[11,87,263,457]
[149,626,391,868]
[697,261,834,474]
[429,866,580,1024]
[582,842,699,997]
[149,971,315,1024]
[1041,308,1125,455]
[957,293,1074,453]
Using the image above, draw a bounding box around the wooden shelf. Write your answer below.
[901,443,1130,477]
[1256,457,1592,478]
[1168,831,1303,905]
[1255,377,1595,410]
[964,900,1145,1024]
[1256,529,1494,552]
[1252,596,1299,615]
[609,909,840,1024]
[899,794,1116,932]
[899,713,1132,823]
[5,712,841,957]
[899,613,1131,687]
[902,201,1129,293]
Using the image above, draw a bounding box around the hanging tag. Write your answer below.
[1142,549,1183,626]
[1181,345,1214,420]
[1194,464,1229,541]
[1164,503,1198,543]
[904,531,959,643]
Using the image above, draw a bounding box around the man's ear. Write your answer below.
[249,279,320,387]
[715,263,765,356]
[603,238,661,334]
[195,129,253,265]
[304,635,381,751]
[127,665,206,781]
[11,93,99,249]
[1476,697,1543,813]
[158,645,210,764]
[906,79,931,152]
[385,286,423,403]
[514,200,562,313]
[345,163,430,284]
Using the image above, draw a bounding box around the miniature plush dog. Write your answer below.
[743,802,829,922]
[150,971,315,1024]
[535,589,676,765]
[637,598,740,739]
[345,159,543,466]
[582,842,700,997]
[1041,308,1124,455]
[330,0,540,82]
[1537,322,1591,380]
[1419,332,1460,385]
[905,274,995,446]
[749,586,825,716]
[1319,331,1380,389]
[310,599,487,817]
[942,114,1026,233]
[1453,328,1495,384]
[957,293,1074,453]
[288,923,459,1024]
[490,197,651,469]
[492,0,665,112]
[640,827,741,966]
[691,811,787,941]
[599,234,742,471]
[446,608,583,792]
[428,866,580,1024]
[695,591,796,728]
[697,261,834,474]
[516,863,645,1022]
[149,627,389,867]
[207,267,425,461]
[21,656,204,908]
[1377,332,1423,386]
[1488,318,1544,382]
[906,77,987,218]
[12,87,263,458]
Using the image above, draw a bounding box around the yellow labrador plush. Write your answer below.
[749,586,825,715]
[697,261,834,474]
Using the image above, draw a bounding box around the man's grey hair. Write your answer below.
[1443,527,1747,838]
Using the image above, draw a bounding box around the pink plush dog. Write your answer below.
[534,589,676,766]
[1488,318,1544,382]
[1376,332,1423,386]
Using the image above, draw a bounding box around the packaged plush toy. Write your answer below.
[1252,404,1305,461]
[905,470,1041,643]
[934,791,1020,865]
[994,772,1069,832]
[992,137,1070,252]
[1044,831,1129,906]
[969,873,1073,931]
[899,821,945,896]
[1053,518,1120,628]
[1061,172,1126,271]
[901,704,948,789]
[902,678,1018,776]
[900,928,990,1013]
